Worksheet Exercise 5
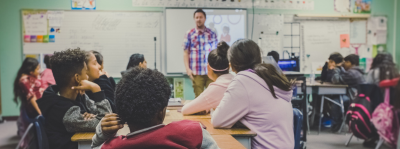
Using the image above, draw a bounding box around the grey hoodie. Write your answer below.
[331,66,365,87]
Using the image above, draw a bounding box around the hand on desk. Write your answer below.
[101,113,124,135]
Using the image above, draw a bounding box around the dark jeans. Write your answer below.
[330,95,350,130]
[311,94,350,130]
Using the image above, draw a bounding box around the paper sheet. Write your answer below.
[340,34,350,48]
[259,34,282,56]
[47,11,64,27]
[23,13,48,35]
[334,0,351,12]
[350,20,366,44]
[376,30,387,44]
[257,14,284,33]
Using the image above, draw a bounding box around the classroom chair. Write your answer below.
[293,108,303,149]
[16,115,49,149]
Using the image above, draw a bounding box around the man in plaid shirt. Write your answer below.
[183,9,218,97]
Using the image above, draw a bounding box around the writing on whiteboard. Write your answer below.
[93,15,122,30]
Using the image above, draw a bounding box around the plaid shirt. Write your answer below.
[183,27,218,75]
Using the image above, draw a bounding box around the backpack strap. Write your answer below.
[384,88,390,104]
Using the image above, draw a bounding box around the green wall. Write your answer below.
[0,0,398,116]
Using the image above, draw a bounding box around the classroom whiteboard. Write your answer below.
[165,9,247,74]
[22,10,162,77]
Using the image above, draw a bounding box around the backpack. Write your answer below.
[371,88,399,147]
[346,94,375,139]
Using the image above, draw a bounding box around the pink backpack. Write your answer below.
[371,86,399,147]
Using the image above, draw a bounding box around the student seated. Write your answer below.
[366,52,399,85]
[331,54,365,90]
[85,51,117,112]
[41,54,56,90]
[181,41,234,115]
[92,51,116,90]
[121,53,147,76]
[328,54,365,132]
[91,67,218,149]
[211,39,294,149]
[267,50,280,63]
[14,58,44,136]
[37,48,111,149]
[319,52,343,82]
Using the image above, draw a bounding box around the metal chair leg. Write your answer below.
[345,133,354,147]
[306,94,311,134]
[338,95,346,133]
[318,95,325,135]
[375,137,384,149]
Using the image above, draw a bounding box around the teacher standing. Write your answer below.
[183,9,218,97]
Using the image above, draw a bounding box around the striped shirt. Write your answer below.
[183,27,218,75]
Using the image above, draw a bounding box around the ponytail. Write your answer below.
[230,39,293,98]
[254,63,292,98]
[208,41,230,75]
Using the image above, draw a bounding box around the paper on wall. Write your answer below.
[47,11,64,27]
[23,13,48,35]
[376,30,387,44]
[334,0,351,12]
[350,20,366,44]
[257,14,284,33]
[259,34,282,56]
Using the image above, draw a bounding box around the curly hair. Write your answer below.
[115,67,171,126]
[51,48,86,88]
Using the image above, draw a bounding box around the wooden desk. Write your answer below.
[212,135,246,149]
[72,110,255,149]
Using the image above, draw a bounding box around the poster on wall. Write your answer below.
[71,0,96,10]
[174,78,184,99]
[353,0,371,14]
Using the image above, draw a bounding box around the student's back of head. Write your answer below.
[229,39,292,98]
[126,53,146,70]
[267,51,279,63]
[51,48,87,88]
[116,67,171,126]
[208,41,230,76]
[44,55,52,69]
[371,52,399,81]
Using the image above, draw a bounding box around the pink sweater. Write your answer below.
[211,71,294,149]
[40,68,55,90]
[181,74,234,115]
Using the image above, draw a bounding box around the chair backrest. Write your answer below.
[15,115,49,149]
[293,108,303,149]
[16,123,37,149]
[33,115,49,149]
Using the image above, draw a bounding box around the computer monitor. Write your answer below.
[278,58,300,72]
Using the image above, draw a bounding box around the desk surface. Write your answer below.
[296,81,348,87]
[72,110,256,141]
[212,135,246,149]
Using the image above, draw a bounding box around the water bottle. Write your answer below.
[310,70,315,85]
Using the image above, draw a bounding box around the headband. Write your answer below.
[209,63,229,72]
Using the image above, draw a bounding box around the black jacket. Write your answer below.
[37,85,111,149]
[86,75,116,112]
